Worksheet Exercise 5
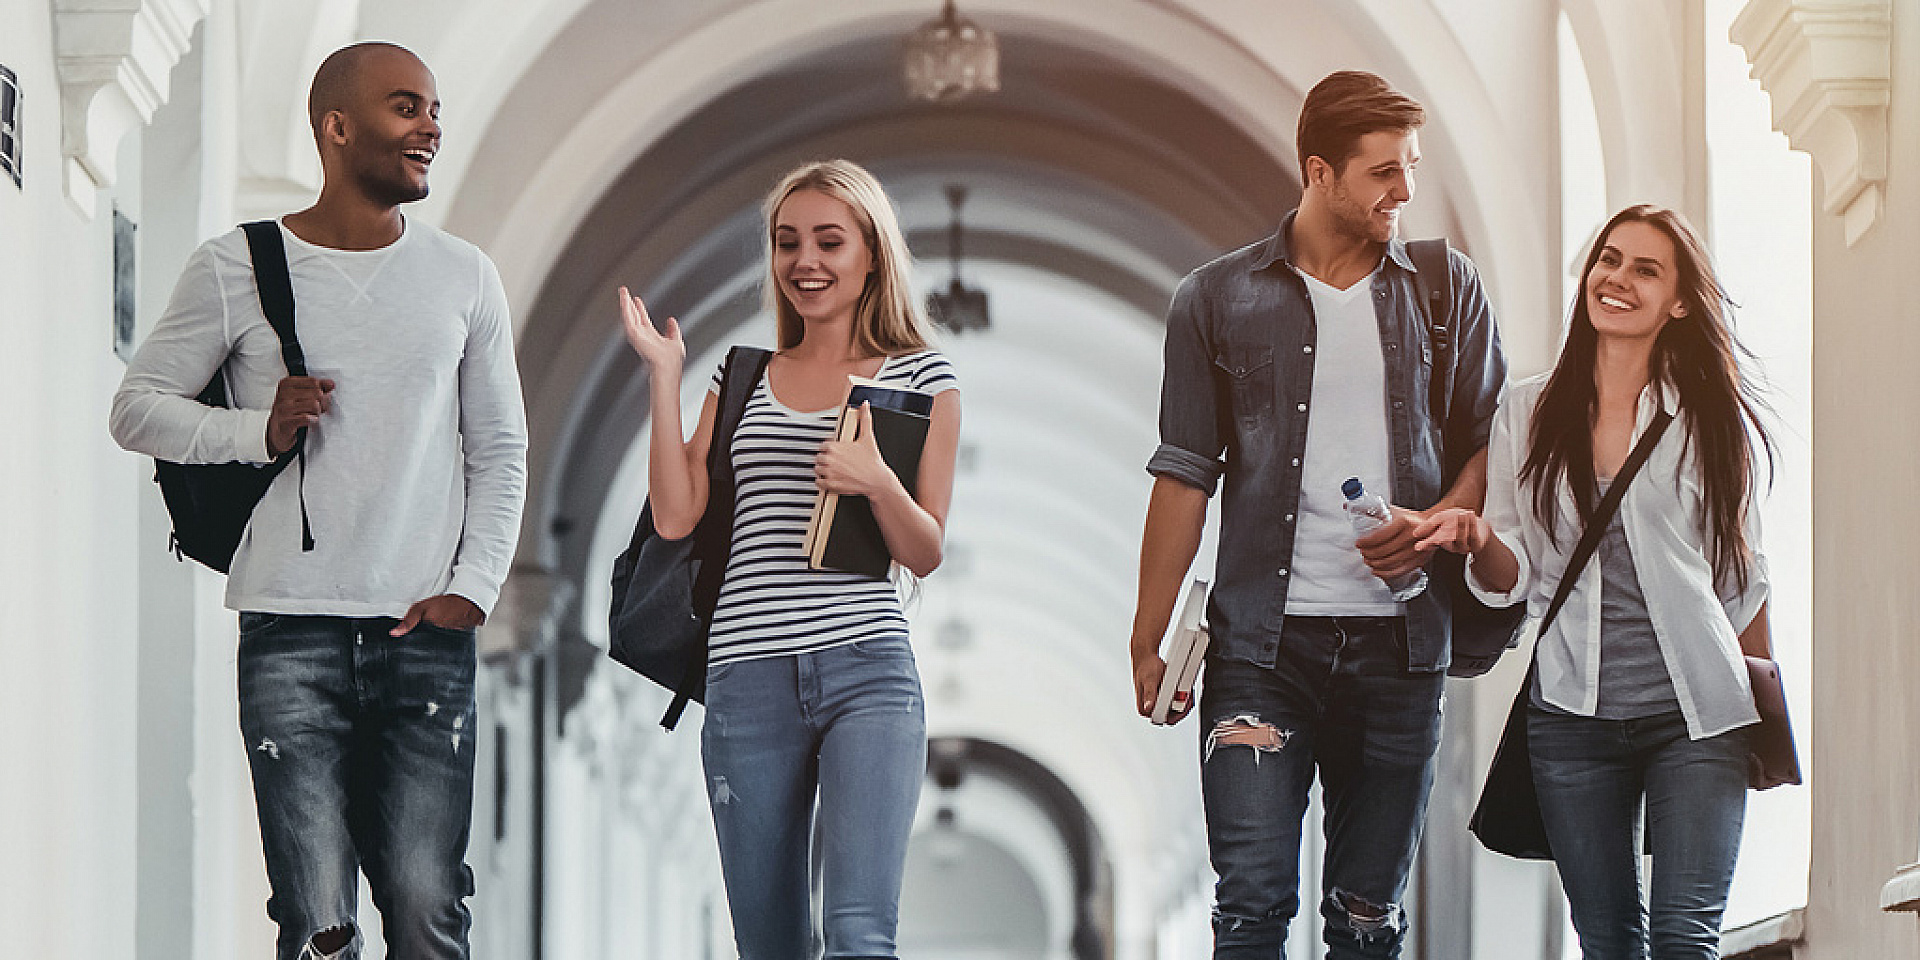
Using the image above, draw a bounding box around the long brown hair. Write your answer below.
[763,159,934,356]
[1522,204,1775,591]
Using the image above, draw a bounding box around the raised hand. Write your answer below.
[617,286,685,378]
[266,375,337,457]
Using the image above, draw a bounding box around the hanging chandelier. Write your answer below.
[927,184,990,334]
[902,0,1000,103]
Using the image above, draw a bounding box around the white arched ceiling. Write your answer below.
[1560,0,1701,218]
[906,770,1073,958]
[231,0,356,216]
[431,0,1311,318]
[225,0,1574,364]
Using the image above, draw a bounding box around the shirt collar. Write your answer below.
[1636,378,1683,428]
[1250,208,1418,275]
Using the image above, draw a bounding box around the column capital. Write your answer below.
[52,0,209,216]
[1731,0,1892,245]
[1884,862,1920,913]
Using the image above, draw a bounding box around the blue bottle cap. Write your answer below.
[1341,477,1364,500]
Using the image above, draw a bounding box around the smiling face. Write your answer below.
[772,188,876,329]
[324,47,441,206]
[1313,129,1419,244]
[1585,219,1688,342]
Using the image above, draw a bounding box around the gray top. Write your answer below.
[1535,479,1680,719]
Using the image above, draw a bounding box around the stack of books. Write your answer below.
[1151,579,1211,725]
[801,377,934,578]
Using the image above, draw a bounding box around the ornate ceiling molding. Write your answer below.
[51,0,208,216]
[1731,0,1892,246]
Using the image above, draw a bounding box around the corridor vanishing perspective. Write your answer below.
[5,1,1917,959]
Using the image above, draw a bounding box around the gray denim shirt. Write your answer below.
[1148,211,1508,671]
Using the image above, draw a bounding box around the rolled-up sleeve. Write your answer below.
[1466,392,1532,608]
[1447,250,1507,455]
[1147,273,1226,496]
[1718,461,1771,633]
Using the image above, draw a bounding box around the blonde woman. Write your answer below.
[618,159,960,959]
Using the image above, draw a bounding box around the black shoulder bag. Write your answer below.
[608,346,773,730]
[1467,410,1674,860]
[154,220,314,572]
[1408,238,1529,678]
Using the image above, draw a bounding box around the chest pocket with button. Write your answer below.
[1213,343,1275,428]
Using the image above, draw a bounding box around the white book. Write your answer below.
[1151,579,1211,725]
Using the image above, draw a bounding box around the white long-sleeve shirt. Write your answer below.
[110,217,527,618]
[1468,374,1767,739]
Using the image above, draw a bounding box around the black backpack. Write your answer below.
[153,220,313,572]
[607,346,773,730]
[1408,238,1529,677]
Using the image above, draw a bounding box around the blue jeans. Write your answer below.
[1528,706,1750,960]
[701,638,926,960]
[237,613,478,960]
[1198,616,1445,959]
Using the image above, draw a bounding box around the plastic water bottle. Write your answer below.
[1342,477,1428,600]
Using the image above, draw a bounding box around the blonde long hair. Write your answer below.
[763,159,934,356]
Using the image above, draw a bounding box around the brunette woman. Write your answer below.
[1417,204,1775,959]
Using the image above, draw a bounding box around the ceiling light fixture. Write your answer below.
[902,0,1000,103]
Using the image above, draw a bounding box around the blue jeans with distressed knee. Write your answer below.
[701,637,926,960]
[237,613,478,960]
[1198,616,1444,959]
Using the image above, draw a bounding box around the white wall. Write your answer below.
[0,2,146,956]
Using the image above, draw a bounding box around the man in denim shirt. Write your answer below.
[1129,72,1507,958]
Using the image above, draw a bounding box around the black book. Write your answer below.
[803,377,933,578]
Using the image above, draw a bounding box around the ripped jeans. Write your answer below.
[237,613,478,960]
[1198,616,1444,959]
[700,638,926,959]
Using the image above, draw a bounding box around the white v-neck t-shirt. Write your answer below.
[1285,267,1399,615]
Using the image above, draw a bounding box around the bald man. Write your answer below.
[111,43,526,959]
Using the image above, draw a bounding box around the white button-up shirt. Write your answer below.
[1469,374,1767,739]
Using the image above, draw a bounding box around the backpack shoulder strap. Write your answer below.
[239,221,307,377]
[663,345,771,731]
[1408,238,1457,467]
[1408,237,1452,366]
[706,346,774,479]
[239,219,314,551]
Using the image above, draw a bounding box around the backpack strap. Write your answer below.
[1408,238,1453,424]
[661,345,773,730]
[240,220,315,552]
[240,221,307,378]
[1411,237,1475,482]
